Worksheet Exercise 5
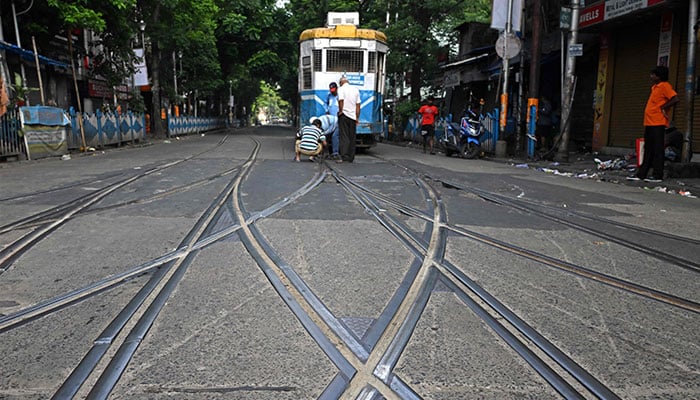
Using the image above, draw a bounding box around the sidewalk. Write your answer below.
[394,140,700,199]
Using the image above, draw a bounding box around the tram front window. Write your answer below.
[327,50,364,73]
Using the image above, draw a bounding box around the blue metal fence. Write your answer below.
[405,107,501,154]
[68,108,145,149]
[167,115,226,136]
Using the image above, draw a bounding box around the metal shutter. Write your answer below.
[608,24,659,148]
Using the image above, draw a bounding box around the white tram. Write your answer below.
[298,12,388,148]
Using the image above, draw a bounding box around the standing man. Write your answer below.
[536,96,554,151]
[418,96,439,154]
[324,82,340,157]
[628,65,678,182]
[337,76,360,163]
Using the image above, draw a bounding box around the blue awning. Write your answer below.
[0,40,70,68]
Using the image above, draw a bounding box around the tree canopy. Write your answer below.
[1,0,491,122]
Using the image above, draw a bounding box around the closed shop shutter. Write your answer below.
[608,23,659,148]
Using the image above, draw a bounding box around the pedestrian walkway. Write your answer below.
[489,152,700,198]
[392,139,700,199]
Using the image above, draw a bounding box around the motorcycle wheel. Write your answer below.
[462,142,481,159]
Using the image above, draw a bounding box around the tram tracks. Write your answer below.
[329,167,618,399]
[6,137,339,399]
[0,136,234,273]
[50,139,263,399]
[2,139,693,399]
[430,176,700,273]
[365,158,699,313]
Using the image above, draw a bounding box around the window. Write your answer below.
[327,50,364,73]
[368,52,377,73]
[313,50,322,71]
[302,68,312,89]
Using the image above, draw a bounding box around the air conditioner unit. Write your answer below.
[327,12,360,27]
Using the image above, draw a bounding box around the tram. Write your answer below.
[298,12,388,148]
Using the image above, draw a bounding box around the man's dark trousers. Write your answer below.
[339,113,356,162]
[638,125,665,180]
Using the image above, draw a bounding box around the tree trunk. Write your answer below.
[148,4,165,138]
[410,8,431,102]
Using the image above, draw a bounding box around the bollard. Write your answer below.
[495,140,507,157]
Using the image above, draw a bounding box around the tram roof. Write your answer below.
[299,25,387,43]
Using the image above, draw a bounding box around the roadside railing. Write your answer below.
[68,108,146,150]
[0,109,26,160]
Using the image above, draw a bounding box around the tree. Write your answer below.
[251,80,290,123]
[215,0,298,114]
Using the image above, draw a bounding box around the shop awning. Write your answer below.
[441,53,490,69]
[441,45,495,70]
[0,40,70,68]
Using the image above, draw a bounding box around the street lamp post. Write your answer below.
[228,80,233,125]
[139,20,146,48]
[172,51,178,101]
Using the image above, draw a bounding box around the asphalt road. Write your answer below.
[0,125,698,399]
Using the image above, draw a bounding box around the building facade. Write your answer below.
[443,0,698,156]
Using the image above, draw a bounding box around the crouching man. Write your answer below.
[295,119,327,162]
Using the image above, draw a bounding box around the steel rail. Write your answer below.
[340,171,594,399]
[330,170,442,400]
[0,161,181,271]
[431,176,700,273]
[0,158,328,334]
[365,157,700,313]
[344,157,623,397]
[0,135,232,233]
[53,138,258,399]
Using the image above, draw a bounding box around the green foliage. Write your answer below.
[251,81,291,120]
[46,0,137,32]
[6,0,490,126]
[9,73,39,103]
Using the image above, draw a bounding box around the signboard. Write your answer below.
[495,33,521,60]
[560,7,572,29]
[19,106,70,159]
[443,70,460,88]
[345,72,365,86]
[491,0,523,32]
[657,13,673,66]
[579,3,604,28]
[569,43,583,57]
[133,48,149,87]
[579,0,664,28]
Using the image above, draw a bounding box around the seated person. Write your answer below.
[295,119,327,162]
[664,125,684,162]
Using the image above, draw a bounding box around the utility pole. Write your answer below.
[683,0,698,163]
[556,0,581,163]
[526,0,543,158]
[500,0,515,142]
[11,1,29,105]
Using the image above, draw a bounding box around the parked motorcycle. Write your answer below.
[441,106,485,159]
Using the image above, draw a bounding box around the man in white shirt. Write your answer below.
[336,76,360,163]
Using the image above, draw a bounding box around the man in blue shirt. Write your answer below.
[311,114,339,159]
[325,82,339,116]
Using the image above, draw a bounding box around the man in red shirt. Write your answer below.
[418,97,439,154]
[628,66,678,182]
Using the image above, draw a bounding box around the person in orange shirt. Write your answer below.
[629,65,678,182]
[418,96,438,154]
